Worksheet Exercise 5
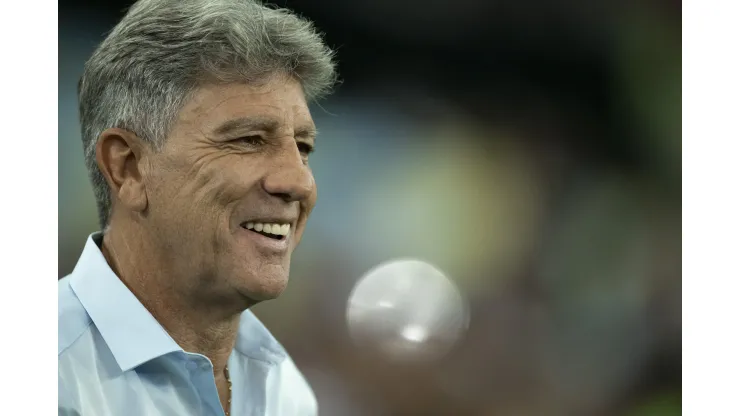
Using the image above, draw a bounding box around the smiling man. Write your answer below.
[58,1,337,415]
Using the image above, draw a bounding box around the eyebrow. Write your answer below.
[213,116,317,141]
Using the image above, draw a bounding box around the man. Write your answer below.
[58,0,337,414]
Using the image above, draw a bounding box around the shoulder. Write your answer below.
[237,311,318,414]
[258,352,318,415]
[58,276,96,414]
[58,275,93,357]
[276,354,318,409]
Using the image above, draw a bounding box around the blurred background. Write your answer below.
[59,0,681,415]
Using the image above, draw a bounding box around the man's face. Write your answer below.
[143,76,317,304]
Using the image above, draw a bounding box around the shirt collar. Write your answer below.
[69,233,288,369]
[234,310,287,364]
[69,233,182,372]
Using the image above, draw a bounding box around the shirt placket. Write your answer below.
[185,353,226,416]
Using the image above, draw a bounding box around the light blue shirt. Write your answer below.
[58,233,318,416]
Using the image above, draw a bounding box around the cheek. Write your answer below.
[183,154,255,207]
[145,157,187,209]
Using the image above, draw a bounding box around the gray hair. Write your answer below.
[78,0,338,229]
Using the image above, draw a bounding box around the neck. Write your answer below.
[100,223,241,374]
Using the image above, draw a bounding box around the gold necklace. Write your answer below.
[224,366,232,416]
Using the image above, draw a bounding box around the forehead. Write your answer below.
[174,77,313,134]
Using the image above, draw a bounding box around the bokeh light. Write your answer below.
[346,259,469,363]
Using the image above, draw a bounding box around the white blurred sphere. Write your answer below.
[346,259,469,362]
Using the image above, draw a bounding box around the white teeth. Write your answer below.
[245,222,291,236]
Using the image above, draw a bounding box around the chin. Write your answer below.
[235,265,291,302]
[248,279,289,301]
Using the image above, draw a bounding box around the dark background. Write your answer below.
[59,1,681,414]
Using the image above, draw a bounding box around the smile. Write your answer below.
[241,222,291,241]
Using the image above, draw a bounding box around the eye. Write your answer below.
[297,141,314,156]
[234,135,264,146]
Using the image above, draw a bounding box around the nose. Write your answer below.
[261,143,315,203]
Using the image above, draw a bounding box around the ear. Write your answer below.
[95,128,150,217]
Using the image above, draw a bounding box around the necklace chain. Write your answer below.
[224,366,232,416]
